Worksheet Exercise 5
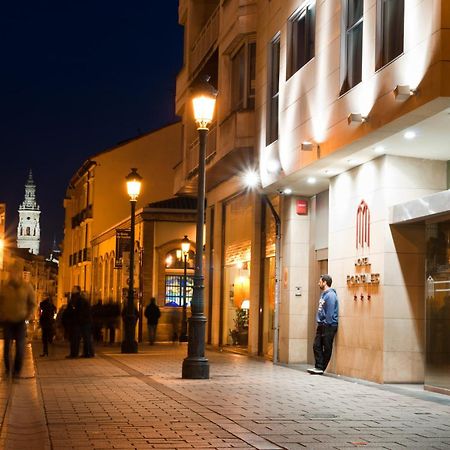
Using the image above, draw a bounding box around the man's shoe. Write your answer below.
[65,355,78,359]
[307,368,324,375]
[39,353,48,357]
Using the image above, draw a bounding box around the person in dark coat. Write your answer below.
[62,290,79,358]
[78,291,94,357]
[63,286,94,358]
[104,301,120,344]
[144,297,161,345]
[39,294,56,357]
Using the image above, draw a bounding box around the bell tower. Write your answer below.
[17,169,41,255]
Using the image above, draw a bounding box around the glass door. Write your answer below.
[425,220,450,393]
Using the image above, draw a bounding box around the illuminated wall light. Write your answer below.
[347,113,367,125]
[244,170,260,188]
[404,130,416,140]
[307,177,316,184]
[283,188,292,195]
[394,84,417,102]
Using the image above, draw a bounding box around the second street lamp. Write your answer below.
[121,168,142,354]
[179,235,190,342]
[182,75,217,379]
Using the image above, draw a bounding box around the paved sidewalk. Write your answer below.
[1,341,450,449]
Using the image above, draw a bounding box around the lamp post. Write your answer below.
[182,75,217,379]
[179,235,190,342]
[121,168,142,354]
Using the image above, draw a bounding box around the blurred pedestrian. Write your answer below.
[144,297,161,345]
[0,263,36,378]
[62,288,79,358]
[104,300,120,344]
[91,299,104,343]
[39,293,56,357]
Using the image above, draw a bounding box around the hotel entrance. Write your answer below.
[425,220,450,394]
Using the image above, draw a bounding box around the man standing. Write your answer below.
[144,297,161,345]
[308,274,339,375]
[0,263,36,378]
[39,293,56,356]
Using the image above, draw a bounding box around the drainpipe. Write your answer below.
[262,194,281,364]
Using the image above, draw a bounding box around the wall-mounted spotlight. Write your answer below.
[394,85,417,102]
[347,113,367,125]
[283,188,292,195]
[301,141,319,151]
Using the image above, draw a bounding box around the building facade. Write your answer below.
[58,122,183,307]
[17,170,40,255]
[175,0,450,393]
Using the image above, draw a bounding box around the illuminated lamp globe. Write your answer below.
[192,75,218,130]
[181,235,191,255]
[126,168,142,201]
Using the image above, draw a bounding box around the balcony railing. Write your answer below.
[71,204,93,228]
[190,4,220,76]
[187,123,217,178]
[69,247,91,266]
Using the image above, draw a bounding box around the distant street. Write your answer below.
[1,342,450,449]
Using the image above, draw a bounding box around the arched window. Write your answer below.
[164,248,195,306]
[25,227,31,236]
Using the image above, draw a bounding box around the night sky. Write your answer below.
[0,1,183,255]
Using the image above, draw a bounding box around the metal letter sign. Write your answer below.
[115,229,131,268]
[356,200,370,249]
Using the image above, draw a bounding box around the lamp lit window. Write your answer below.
[287,2,316,79]
[340,0,363,94]
[376,0,404,70]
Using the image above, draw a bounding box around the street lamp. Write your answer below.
[121,168,142,354]
[179,235,190,342]
[243,170,281,363]
[182,75,217,379]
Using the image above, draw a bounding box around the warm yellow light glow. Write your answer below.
[0,238,4,270]
[236,261,244,270]
[181,235,190,254]
[125,168,142,201]
[241,299,250,310]
[176,249,182,260]
[165,255,173,267]
[193,95,216,129]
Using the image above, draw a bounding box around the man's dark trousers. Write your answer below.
[313,324,338,371]
[3,321,26,375]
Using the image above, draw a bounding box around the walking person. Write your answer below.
[0,263,36,378]
[308,274,339,375]
[39,293,56,357]
[144,297,161,345]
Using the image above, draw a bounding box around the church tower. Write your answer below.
[17,170,41,255]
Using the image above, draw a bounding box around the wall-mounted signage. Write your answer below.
[115,229,131,268]
[296,199,308,215]
[356,200,370,248]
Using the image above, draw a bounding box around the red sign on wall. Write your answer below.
[296,200,308,215]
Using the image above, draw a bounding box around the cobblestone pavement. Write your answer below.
[1,340,450,449]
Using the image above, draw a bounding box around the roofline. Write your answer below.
[67,120,181,189]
